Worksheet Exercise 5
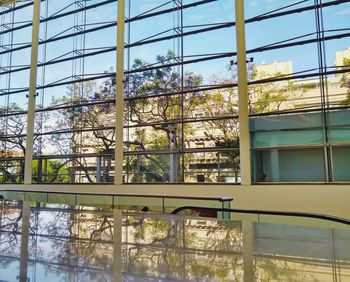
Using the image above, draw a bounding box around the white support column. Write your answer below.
[235,0,251,185]
[24,0,41,184]
[115,0,125,185]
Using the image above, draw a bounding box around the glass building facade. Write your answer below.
[0,0,349,185]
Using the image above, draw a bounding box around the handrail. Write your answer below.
[0,189,232,202]
[0,190,233,213]
[171,206,350,226]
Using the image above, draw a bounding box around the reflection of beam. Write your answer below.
[1,254,107,271]
[243,221,254,282]
[19,201,30,282]
[113,209,122,282]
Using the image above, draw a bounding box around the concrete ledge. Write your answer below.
[0,183,349,218]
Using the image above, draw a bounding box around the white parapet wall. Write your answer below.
[1,183,350,219]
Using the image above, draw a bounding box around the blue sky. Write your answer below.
[1,0,350,111]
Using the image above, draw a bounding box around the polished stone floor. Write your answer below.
[0,199,350,282]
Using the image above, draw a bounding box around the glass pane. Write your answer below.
[332,146,350,182]
[253,148,326,182]
[0,2,33,183]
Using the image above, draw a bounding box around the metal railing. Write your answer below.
[0,190,233,213]
[171,206,350,225]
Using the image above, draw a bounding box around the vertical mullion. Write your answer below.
[115,0,125,185]
[24,0,41,184]
[235,0,251,185]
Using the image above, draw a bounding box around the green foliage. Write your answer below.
[32,159,71,183]
[0,161,24,183]
[126,51,205,182]
[248,68,305,113]
[0,53,310,184]
[341,57,350,105]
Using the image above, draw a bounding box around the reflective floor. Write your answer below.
[0,199,350,282]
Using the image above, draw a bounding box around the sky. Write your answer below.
[0,0,349,156]
[0,0,350,110]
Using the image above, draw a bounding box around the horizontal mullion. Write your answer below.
[2,0,347,51]
[128,31,350,75]
[35,99,114,114]
[124,83,237,101]
[251,143,328,151]
[3,26,350,78]
[19,84,235,115]
[0,110,27,118]
[247,32,350,56]
[0,46,116,76]
[3,143,350,161]
[0,146,240,161]
[126,22,235,49]
[246,0,350,24]
[0,0,215,55]
[2,24,349,80]
[124,147,239,156]
[0,0,116,36]
[250,105,350,118]
[0,1,35,17]
[248,67,350,86]
[1,0,347,62]
[125,115,239,129]
[1,65,349,100]
[34,125,115,137]
[2,106,347,138]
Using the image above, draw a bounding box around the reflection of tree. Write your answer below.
[200,80,240,182]
[0,56,308,184]
[126,51,204,182]
[247,65,305,114]
[0,103,70,183]
[32,159,71,183]
[49,75,116,182]
[341,58,350,105]
[0,103,66,183]
[196,63,307,182]
[125,215,243,281]
[125,215,192,279]
[255,258,320,282]
[125,56,308,182]
[1,203,343,281]
[0,201,23,271]
[29,208,114,280]
[77,77,116,182]
[0,104,30,182]
[185,219,243,281]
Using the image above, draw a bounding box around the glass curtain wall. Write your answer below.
[32,0,117,183]
[247,0,350,182]
[0,0,349,184]
[123,0,239,183]
[0,1,33,183]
